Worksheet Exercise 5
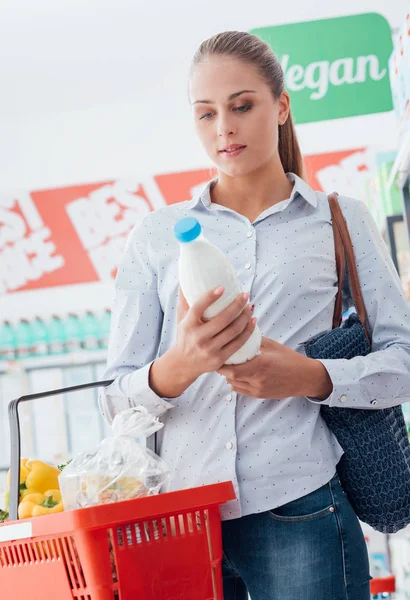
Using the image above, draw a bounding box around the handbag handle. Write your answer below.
[328,193,370,345]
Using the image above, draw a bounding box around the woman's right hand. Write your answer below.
[173,286,256,379]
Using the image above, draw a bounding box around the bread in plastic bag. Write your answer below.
[58,406,170,510]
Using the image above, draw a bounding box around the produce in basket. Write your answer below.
[59,406,170,510]
[4,458,63,515]
[18,489,63,519]
[7,458,61,494]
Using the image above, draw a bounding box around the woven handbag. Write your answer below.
[304,193,410,533]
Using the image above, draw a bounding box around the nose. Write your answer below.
[217,112,236,137]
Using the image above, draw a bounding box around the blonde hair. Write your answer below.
[190,31,306,180]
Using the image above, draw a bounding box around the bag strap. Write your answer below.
[328,192,370,344]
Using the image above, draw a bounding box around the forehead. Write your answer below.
[189,56,266,103]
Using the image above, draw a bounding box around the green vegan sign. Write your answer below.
[250,13,394,124]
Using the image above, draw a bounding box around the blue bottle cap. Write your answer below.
[174,217,202,243]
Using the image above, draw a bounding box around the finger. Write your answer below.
[177,286,190,322]
[226,377,251,386]
[211,304,253,351]
[217,366,232,377]
[187,286,225,325]
[227,362,253,379]
[230,385,254,396]
[219,317,257,363]
[219,356,258,379]
[205,292,250,337]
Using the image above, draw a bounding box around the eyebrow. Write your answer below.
[192,89,257,105]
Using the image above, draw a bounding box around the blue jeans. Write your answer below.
[222,474,371,600]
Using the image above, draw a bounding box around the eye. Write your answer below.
[234,104,252,113]
[199,112,214,120]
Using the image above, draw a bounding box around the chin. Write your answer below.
[217,161,262,178]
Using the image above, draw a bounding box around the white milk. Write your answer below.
[174,217,262,365]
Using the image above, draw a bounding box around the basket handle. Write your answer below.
[8,379,114,522]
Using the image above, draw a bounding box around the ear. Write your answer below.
[278,90,291,126]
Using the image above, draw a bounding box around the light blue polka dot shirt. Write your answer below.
[99,173,410,520]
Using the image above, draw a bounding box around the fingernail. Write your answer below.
[214,286,224,295]
[251,317,257,325]
[242,292,249,301]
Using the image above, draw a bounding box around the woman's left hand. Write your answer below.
[217,336,333,400]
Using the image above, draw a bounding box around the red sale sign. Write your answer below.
[0,181,156,294]
[0,150,371,296]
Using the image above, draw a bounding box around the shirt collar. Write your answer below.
[285,173,318,207]
[187,172,318,211]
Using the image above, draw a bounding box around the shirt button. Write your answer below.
[226,394,233,402]
[226,442,234,450]
[370,399,378,406]
[339,395,347,403]
[246,230,253,238]
[245,262,252,270]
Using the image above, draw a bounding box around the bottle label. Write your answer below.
[83,337,100,350]
[17,347,30,359]
[33,342,48,356]
[66,340,82,352]
[50,342,65,354]
[1,348,16,360]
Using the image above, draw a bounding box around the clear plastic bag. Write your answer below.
[59,406,170,510]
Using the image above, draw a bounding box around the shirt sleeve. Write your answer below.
[98,216,173,424]
[308,197,410,410]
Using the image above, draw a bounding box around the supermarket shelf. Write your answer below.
[387,523,410,539]
[0,350,107,374]
[387,130,410,189]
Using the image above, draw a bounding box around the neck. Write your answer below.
[211,159,295,221]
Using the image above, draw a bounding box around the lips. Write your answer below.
[220,144,247,153]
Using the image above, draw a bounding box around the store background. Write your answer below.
[1,0,410,596]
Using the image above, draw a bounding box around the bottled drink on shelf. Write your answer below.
[65,313,83,352]
[99,309,111,349]
[48,315,67,355]
[31,316,50,356]
[81,311,100,350]
[0,321,17,360]
[15,319,34,359]
[0,309,113,361]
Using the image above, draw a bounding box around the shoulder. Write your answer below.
[128,200,194,242]
[314,190,371,223]
[314,190,382,257]
[146,199,195,225]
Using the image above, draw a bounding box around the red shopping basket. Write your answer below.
[370,574,396,597]
[0,380,236,600]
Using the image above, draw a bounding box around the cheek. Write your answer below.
[195,123,217,156]
[252,113,278,153]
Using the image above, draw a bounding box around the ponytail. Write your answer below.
[278,109,306,180]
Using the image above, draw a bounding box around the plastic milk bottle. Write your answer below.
[174,217,262,365]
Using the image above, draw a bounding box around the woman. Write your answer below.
[99,31,410,599]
